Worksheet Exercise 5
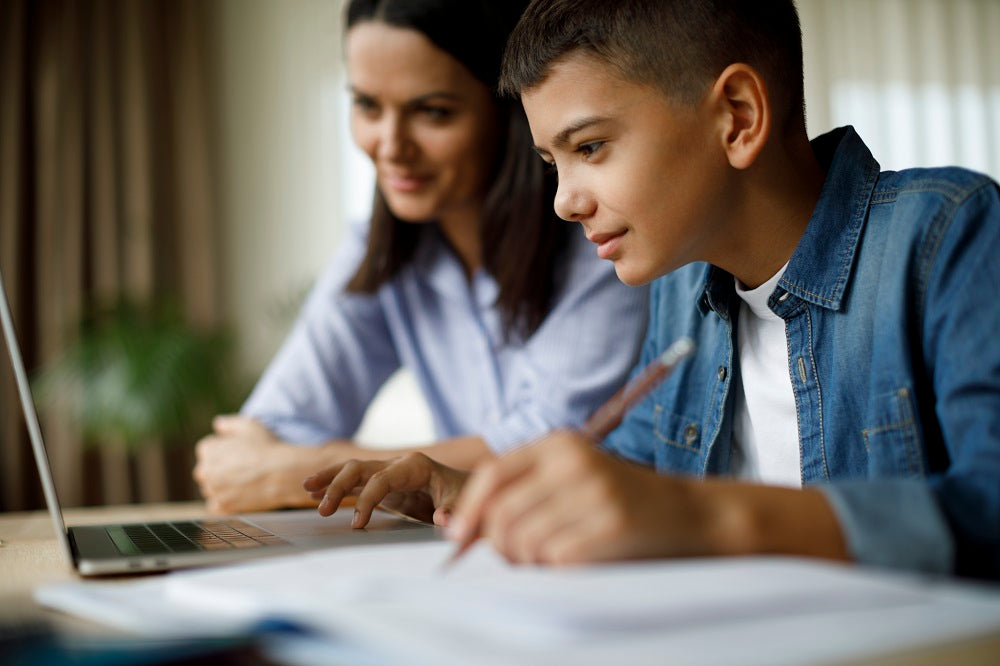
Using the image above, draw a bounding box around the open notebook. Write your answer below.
[0,266,438,575]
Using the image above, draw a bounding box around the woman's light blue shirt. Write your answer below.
[242,220,648,453]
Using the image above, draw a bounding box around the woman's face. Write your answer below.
[347,21,500,228]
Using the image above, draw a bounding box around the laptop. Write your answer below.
[0,267,438,576]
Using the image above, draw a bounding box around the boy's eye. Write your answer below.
[577,141,604,158]
[542,159,558,175]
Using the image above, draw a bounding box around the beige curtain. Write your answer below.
[1,0,219,510]
[799,0,1000,180]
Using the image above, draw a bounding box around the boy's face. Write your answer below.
[522,54,732,286]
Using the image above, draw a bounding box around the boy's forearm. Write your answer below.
[697,479,851,562]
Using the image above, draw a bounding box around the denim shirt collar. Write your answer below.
[699,126,881,317]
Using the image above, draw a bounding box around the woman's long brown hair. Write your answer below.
[344,0,571,340]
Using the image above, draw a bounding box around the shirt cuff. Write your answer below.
[819,479,955,575]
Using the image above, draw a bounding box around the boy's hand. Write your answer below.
[303,453,469,528]
[448,430,722,565]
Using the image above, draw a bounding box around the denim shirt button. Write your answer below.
[717,366,727,381]
[684,424,699,444]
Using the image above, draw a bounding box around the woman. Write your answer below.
[193,0,647,514]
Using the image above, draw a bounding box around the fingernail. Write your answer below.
[352,509,361,528]
[318,496,331,513]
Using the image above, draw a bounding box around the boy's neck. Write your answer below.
[721,129,825,289]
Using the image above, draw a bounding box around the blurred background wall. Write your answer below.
[800,0,999,178]
[1,0,998,511]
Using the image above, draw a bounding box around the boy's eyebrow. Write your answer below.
[547,115,608,150]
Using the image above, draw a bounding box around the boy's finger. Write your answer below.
[501,481,594,564]
[432,505,453,527]
[353,462,427,527]
[481,471,559,561]
[303,464,345,491]
[449,446,538,543]
[318,460,374,516]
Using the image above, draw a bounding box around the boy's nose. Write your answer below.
[553,179,594,222]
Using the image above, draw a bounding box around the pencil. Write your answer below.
[443,336,696,569]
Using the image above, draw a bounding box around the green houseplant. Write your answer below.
[32,298,244,450]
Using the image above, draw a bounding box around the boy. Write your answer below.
[305,0,1000,579]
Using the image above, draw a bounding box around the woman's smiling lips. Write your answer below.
[588,229,627,259]
[383,171,432,193]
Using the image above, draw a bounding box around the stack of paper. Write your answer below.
[36,541,1000,665]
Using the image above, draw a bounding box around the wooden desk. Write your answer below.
[0,502,208,632]
[2,503,999,664]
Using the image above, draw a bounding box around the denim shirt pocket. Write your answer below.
[862,387,924,477]
[653,403,703,472]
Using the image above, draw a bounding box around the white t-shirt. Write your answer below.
[730,264,802,487]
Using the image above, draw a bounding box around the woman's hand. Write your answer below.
[303,453,469,528]
[193,415,350,514]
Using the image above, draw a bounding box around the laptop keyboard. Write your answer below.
[107,519,289,556]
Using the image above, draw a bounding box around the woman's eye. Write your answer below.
[542,160,558,175]
[353,96,379,114]
[418,106,452,121]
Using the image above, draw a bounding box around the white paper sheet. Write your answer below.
[36,541,1000,666]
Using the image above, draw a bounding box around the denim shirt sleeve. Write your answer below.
[820,481,955,573]
[240,221,400,444]
[824,179,1000,579]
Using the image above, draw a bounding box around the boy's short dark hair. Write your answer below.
[501,0,805,123]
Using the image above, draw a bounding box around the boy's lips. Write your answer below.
[588,229,627,259]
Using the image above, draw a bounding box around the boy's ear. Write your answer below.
[709,63,770,170]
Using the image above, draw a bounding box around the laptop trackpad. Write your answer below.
[242,508,440,546]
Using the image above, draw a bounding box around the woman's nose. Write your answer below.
[376,115,412,162]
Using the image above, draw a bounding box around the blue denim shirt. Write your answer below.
[603,126,1000,579]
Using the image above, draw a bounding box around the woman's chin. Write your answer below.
[390,213,436,225]
[381,197,438,224]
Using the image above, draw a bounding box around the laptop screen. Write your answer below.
[0,266,75,561]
